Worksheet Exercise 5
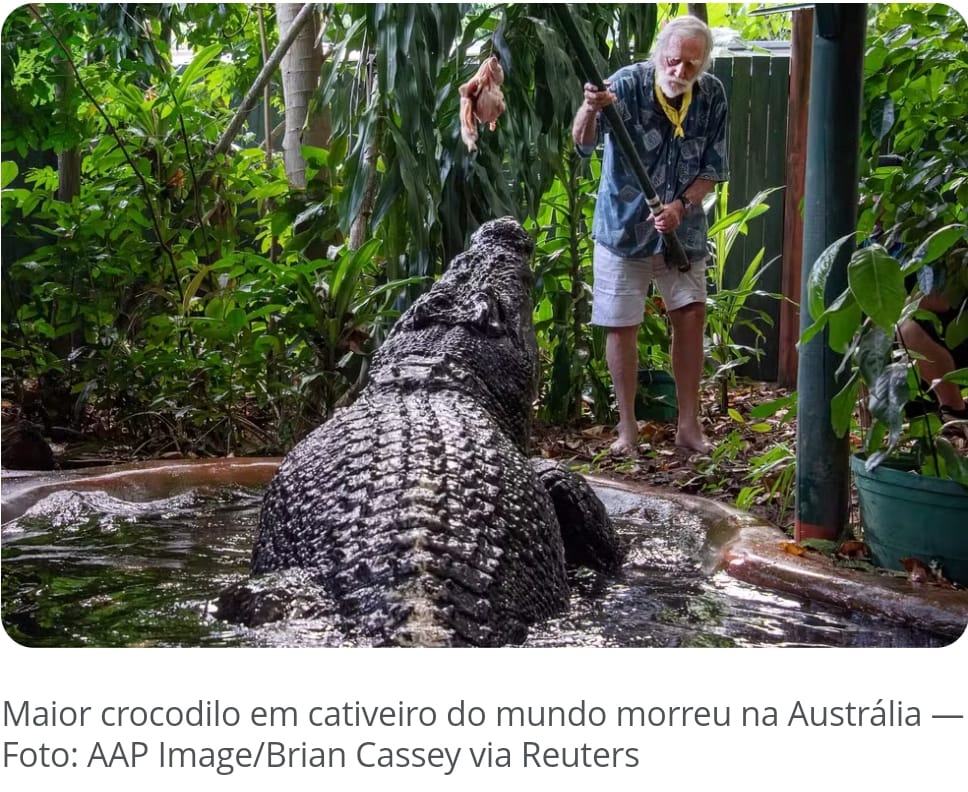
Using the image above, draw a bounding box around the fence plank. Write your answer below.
[756,54,791,382]
[779,10,814,388]
[712,51,790,382]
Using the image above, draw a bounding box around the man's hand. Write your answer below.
[582,82,616,111]
[573,83,614,147]
[652,200,685,234]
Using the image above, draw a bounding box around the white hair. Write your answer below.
[651,15,714,74]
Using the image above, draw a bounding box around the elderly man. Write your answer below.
[572,15,728,455]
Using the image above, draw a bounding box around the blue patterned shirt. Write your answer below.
[579,61,729,260]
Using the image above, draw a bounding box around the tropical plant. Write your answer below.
[0,5,414,453]
[796,3,968,485]
[530,151,606,424]
[860,7,967,217]
[858,3,968,318]
[801,228,968,484]
[703,182,784,414]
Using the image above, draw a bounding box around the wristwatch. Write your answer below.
[678,196,693,213]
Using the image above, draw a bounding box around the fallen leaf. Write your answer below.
[836,540,869,559]
[901,557,930,584]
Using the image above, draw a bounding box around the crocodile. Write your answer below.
[216,216,623,645]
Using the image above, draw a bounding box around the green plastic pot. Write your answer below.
[851,453,968,585]
[635,369,677,423]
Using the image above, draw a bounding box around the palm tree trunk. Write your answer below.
[278,2,330,189]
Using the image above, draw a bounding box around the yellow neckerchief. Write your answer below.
[654,75,692,138]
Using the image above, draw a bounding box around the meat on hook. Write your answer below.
[459,55,506,153]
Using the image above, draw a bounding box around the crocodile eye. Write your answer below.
[468,290,506,336]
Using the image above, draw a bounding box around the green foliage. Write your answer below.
[859,4,968,306]
[798,4,968,485]
[704,4,793,42]
[2,2,666,453]
[1,4,412,453]
[530,152,608,424]
[315,3,661,278]
[802,236,967,484]
[704,182,784,413]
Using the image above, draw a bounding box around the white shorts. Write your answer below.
[590,243,707,327]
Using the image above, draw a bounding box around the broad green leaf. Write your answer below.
[847,245,905,330]
[827,296,862,354]
[807,233,855,322]
[225,307,246,334]
[945,312,968,348]
[868,95,895,140]
[855,324,893,386]
[245,304,287,321]
[242,182,290,202]
[941,368,968,386]
[908,224,967,267]
[1,161,18,189]
[867,361,910,452]
[933,437,968,486]
[831,374,860,438]
[176,43,223,99]
[749,393,797,420]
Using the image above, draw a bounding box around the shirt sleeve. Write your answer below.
[697,79,730,182]
[575,67,633,158]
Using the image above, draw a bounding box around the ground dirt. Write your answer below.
[533,381,803,533]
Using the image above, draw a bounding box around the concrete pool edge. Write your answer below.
[588,474,968,641]
[3,460,966,641]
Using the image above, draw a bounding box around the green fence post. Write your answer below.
[795,5,867,541]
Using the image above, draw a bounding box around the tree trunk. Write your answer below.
[278,2,330,189]
[203,1,317,190]
[54,55,80,203]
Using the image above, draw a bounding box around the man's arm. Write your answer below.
[653,178,716,234]
[681,178,716,207]
[572,82,615,148]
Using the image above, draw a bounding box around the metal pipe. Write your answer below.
[795,5,867,541]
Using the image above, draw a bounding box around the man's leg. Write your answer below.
[897,318,966,412]
[668,301,711,453]
[605,324,641,455]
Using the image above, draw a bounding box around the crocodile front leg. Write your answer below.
[530,459,625,573]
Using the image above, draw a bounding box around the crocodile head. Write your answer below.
[370,216,538,445]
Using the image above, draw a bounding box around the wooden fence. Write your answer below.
[711,48,791,382]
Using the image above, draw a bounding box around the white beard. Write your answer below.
[658,74,694,98]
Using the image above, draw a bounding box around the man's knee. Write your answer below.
[669,300,705,316]
[605,324,640,338]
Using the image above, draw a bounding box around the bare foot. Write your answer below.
[610,423,640,457]
[675,423,712,454]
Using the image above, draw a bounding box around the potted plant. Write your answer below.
[802,225,968,584]
[797,4,968,583]
[634,294,677,422]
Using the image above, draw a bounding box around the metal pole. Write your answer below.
[794,5,867,541]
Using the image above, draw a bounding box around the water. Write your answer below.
[0,479,954,648]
